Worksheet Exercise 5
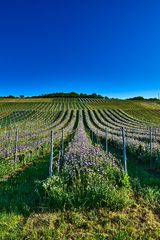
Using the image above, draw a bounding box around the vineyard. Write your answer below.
[1,98,160,239]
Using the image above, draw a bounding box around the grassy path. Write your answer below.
[0,157,49,215]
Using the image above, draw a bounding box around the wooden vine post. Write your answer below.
[14,128,18,163]
[105,128,108,154]
[150,127,153,169]
[8,131,11,156]
[60,128,64,171]
[96,129,98,144]
[122,127,127,173]
[49,130,53,177]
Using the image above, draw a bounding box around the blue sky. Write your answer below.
[0,0,160,98]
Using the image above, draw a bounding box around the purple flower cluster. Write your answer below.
[63,115,118,177]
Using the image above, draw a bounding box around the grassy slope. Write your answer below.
[1,99,160,239]
[1,154,160,240]
[125,109,160,124]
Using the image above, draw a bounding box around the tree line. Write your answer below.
[0,93,159,101]
[0,92,109,99]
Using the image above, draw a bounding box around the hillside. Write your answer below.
[0,98,160,239]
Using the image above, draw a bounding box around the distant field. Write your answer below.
[0,98,160,123]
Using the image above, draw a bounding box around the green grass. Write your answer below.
[0,157,49,215]
[0,149,160,240]
[125,109,160,124]
[1,205,160,239]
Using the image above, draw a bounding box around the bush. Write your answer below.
[42,170,132,210]
[120,173,131,189]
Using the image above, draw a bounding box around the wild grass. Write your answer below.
[1,150,160,239]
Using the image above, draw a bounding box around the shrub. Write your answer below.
[42,170,132,210]
[120,173,131,189]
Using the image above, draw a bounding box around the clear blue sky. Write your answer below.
[0,0,160,98]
